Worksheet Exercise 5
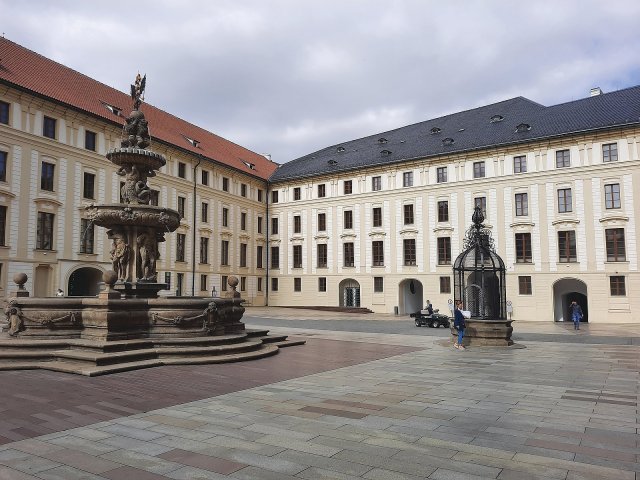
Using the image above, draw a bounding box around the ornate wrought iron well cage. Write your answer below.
[453,206,507,320]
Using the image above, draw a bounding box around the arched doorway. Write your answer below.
[339,279,360,307]
[68,267,103,296]
[553,278,588,323]
[34,265,52,297]
[399,278,423,315]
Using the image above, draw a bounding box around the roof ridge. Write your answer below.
[546,84,640,109]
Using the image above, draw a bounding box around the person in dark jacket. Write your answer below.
[425,301,434,316]
[570,301,583,330]
[453,301,465,349]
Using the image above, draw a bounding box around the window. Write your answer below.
[221,275,228,291]
[343,242,355,267]
[374,277,384,293]
[200,274,208,292]
[177,196,186,219]
[404,239,416,266]
[318,184,326,198]
[294,187,301,200]
[437,167,447,183]
[221,240,229,265]
[80,218,94,254]
[0,151,6,182]
[176,233,186,262]
[222,207,229,227]
[294,215,301,234]
[241,184,247,197]
[257,245,263,269]
[556,149,570,168]
[344,180,352,195]
[515,193,528,216]
[257,216,263,234]
[178,162,186,179]
[271,278,279,292]
[372,241,384,266]
[317,244,327,268]
[473,161,485,178]
[518,276,532,295]
[85,130,96,151]
[602,143,618,162]
[515,233,532,263]
[83,172,95,199]
[200,237,209,264]
[438,201,449,222]
[176,273,184,296]
[41,162,55,191]
[343,210,353,229]
[403,171,413,187]
[437,237,451,265]
[610,276,626,296]
[440,276,451,294]
[294,278,301,292]
[373,207,382,227]
[149,190,159,206]
[293,245,302,268]
[201,202,209,223]
[0,101,9,125]
[271,217,278,235]
[201,170,209,186]
[271,190,278,203]
[240,277,247,292]
[557,188,572,213]
[604,183,621,209]
[605,228,626,262]
[372,176,382,191]
[222,177,229,192]
[257,189,263,202]
[240,243,247,267]
[36,212,54,250]
[257,277,263,292]
[513,155,527,173]
[474,197,486,216]
[0,205,6,246]
[271,246,280,268]
[403,204,414,225]
[43,116,56,139]
[319,277,327,292]
[318,213,326,232]
[558,230,577,263]
[241,212,247,230]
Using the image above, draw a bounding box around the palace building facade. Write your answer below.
[1,38,639,322]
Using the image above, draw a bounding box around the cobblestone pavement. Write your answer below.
[0,310,637,479]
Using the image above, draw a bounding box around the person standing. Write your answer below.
[55,288,64,297]
[454,300,466,349]
[570,301,583,330]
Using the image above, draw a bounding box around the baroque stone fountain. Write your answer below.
[0,75,302,375]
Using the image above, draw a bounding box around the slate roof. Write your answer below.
[270,85,640,182]
[0,38,277,180]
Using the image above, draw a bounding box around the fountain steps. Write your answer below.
[0,329,304,376]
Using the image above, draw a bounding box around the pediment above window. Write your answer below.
[340,233,357,240]
[551,218,579,228]
[509,221,535,231]
[433,225,454,233]
[314,233,330,241]
[599,215,629,226]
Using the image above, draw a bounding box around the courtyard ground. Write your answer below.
[0,308,637,479]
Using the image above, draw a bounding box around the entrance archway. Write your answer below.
[553,278,588,323]
[339,279,360,307]
[398,278,423,315]
[68,267,103,296]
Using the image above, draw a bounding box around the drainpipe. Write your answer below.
[192,155,202,296]
[265,182,270,306]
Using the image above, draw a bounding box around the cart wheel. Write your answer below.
[415,319,421,327]
[430,319,439,328]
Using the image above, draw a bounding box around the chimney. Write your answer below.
[590,87,603,97]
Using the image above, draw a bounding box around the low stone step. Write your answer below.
[0,350,55,362]
[271,339,307,348]
[256,334,289,344]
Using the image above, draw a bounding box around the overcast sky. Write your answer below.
[3,0,640,163]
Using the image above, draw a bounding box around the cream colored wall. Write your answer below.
[268,129,640,323]
[0,89,268,303]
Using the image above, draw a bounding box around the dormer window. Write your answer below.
[515,123,531,132]
[101,101,122,117]
[378,138,388,144]
[337,146,346,153]
[381,150,392,157]
[490,115,504,123]
[241,160,256,170]
[183,135,200,148]
[328,159,338,165]
[442,137,454,146]
[430,127,441,134]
